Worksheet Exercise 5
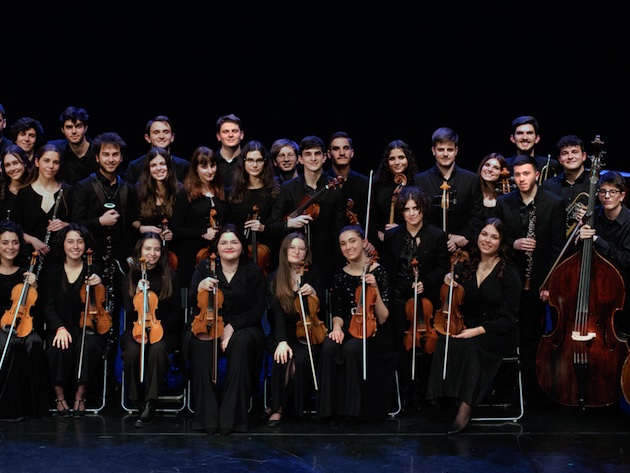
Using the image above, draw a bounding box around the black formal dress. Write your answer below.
[266,264,326,417]
[317,265,397,420]
[426,261,520,405]
[0,267,50,420]
[184,258,265,434]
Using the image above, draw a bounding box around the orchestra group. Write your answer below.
[1,105,629,436]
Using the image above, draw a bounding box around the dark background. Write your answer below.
[3,5,628,177]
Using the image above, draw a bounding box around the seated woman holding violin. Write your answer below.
[264,232,327,427]
[425,218,520,434]
[120,232,182,427]
[317,224,396,424]
[380,186,450,412]
[183,224,266,436]
[0,220,49,421]
[43,223,108,418]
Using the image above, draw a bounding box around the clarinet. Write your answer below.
[523,203,536,290]
[36,188,64,278]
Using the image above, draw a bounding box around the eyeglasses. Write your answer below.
[289,246,307,253]
[597,189,621,197]
[244,158,265,165]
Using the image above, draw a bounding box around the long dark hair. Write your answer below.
[458,218,511,281]
[126,232,173,300]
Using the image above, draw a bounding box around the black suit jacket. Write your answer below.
[495,187,565,297]
[413,164,484,242]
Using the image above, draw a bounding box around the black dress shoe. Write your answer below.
[135,400,156,427]
[219,428,234,436]
[267,412,282,427]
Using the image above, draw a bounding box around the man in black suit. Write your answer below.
[124,115,189,185]
[495,155,565,405]
[413,127,484,253]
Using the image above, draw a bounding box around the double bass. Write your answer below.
[537,135,628,407]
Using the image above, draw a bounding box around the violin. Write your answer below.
[348,251,378,340]
[294,262,327,345]
[433,250,468,336]
[191,253,224,384]
[404,258,438,359]
[0,252,38,373]
[0,251,38,339]
[132,257,163,382]
[196,208,219,265]
[346,198,359,225]
[389,173,407,224]
[79,248,112,335]
[285,176,345,221]
[245,205,271,277]
[162,218,178,270]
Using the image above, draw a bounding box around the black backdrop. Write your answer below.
[3,5,628,176]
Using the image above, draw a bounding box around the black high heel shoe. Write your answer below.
[73,399,86,418]
[447,401,472,435]
[55,399,72,418]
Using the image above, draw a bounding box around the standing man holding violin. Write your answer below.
[381,186,450,413]
[495,155,565,406]
[326,131,370,227]
[414,127,484,254]
[266,135,347,289]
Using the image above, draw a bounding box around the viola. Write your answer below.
[404,258,438,358]
[389,173,407,224]
[346,198,359,225]
[245,205,271,277]
[79,248,112,335]
[196,208,219,265]
[348,251,378,340]
[433,250,468,336]
[537,135,628,407]
[285,176,345,221]
[162,218,178,270]
[0,251,38,339]
[132,257,164,381]
[294,263,327,345]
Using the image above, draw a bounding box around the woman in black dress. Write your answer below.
[426,217,520,434]
[184,224,266,435]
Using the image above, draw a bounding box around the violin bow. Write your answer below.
[139,258,148,383]
[211,254,219,384]
[442,251,462,380]
[360,171,374,381]
[77,249,93,381]
[411,258,419,380]
[297,263,318,390]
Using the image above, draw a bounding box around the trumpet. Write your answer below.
[565,192,590,238]
[538,154,557,185]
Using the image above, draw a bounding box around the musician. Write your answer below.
[264,232,326,426]
[0,220,49,421]
[371,139,418,253]
[326,131,370,227]
[120,232,182,427]
[12,143,73,275]
[184,224,266,435]
[477,152,510,220]
[0,145,33,221]
[541,135,591,237]
[504,115,561,179]
[495,155,565,405]
[226,140,279,273]
[317,225,396,424]
[414,127,484,254]
[426,218,520,434]
[130,146,183,256]
[270,138,301,186]
[380,186,450,412]
[170,146,228,290]
[43,223,107,417]
[266,135,347,289]
[72,132,136,391]
[579,170,630,339]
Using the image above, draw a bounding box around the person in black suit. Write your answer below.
[47,106,99,185]
[495,155,565,405]
[414,127,484,254]
[504,115,561,183]
[124,115,189,185]
[0,103,14,157]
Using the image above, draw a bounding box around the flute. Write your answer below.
[36,188,64,278]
